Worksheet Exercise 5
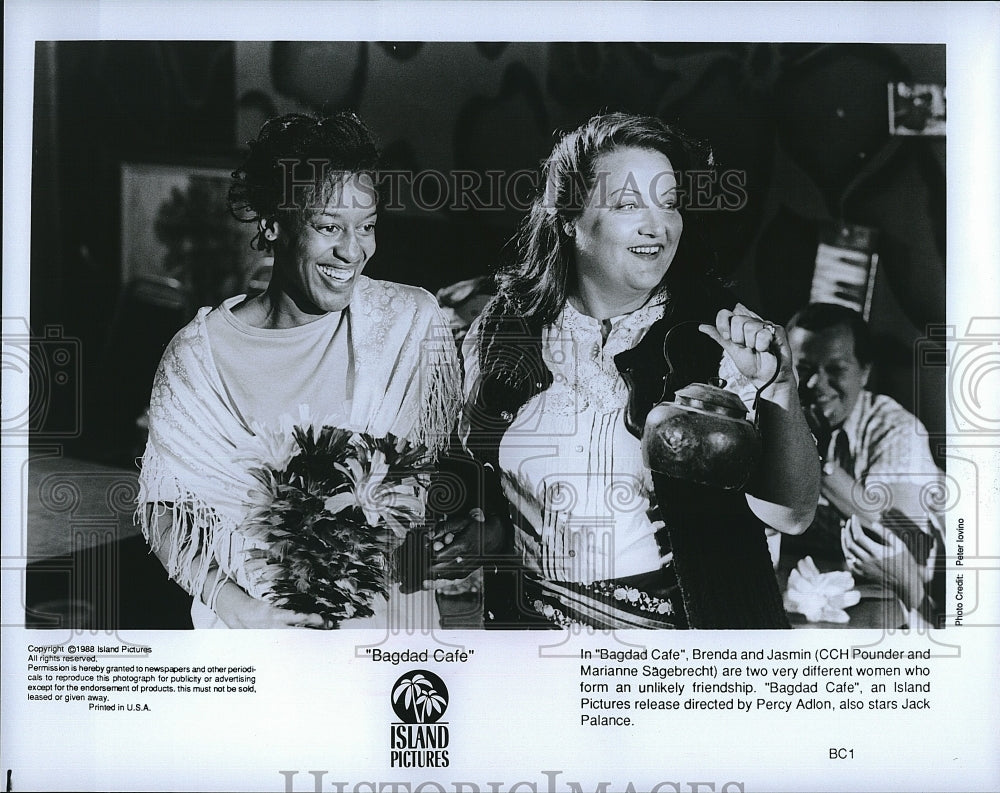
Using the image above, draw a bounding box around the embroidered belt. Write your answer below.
[526,566,685,630]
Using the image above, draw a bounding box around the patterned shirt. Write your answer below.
[837,389,944,533]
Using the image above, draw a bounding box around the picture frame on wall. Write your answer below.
[889,81,947,136]
[119,161,270,310]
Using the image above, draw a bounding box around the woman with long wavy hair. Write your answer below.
[432,112,819,629]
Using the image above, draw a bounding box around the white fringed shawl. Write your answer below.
[136,277,461,608]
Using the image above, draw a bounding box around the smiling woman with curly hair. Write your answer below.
[137,112,460,629]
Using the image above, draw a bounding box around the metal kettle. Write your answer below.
[641,321,778,490]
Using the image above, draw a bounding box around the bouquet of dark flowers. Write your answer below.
[240,422,432,625]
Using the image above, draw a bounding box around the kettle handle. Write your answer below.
[662,319,781,414]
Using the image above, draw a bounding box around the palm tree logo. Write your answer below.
[391,670,449,724]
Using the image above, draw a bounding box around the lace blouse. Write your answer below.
[463,294,753,584]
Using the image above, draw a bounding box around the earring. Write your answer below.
[562,222,575,237]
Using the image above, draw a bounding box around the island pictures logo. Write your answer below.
[390,669,450,768]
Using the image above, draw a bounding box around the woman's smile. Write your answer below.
[317,263,357,283]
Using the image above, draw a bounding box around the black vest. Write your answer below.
[464,280,790,629]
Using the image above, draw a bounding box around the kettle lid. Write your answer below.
[674,379,749,418]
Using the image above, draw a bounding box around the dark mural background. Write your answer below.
[30,41,946,468]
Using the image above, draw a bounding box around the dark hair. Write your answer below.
[786,302,873,366]
[228,112,381,251]
[490,112,718,325]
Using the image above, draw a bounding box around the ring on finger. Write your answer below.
[761,321,776,333]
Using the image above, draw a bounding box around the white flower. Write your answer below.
[324,441,426,534]
[784,556,861,623]
[238,420,300,471]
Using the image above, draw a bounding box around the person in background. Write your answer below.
[431,112,820,629]
[784,302,943,626]
[137,113,460,628]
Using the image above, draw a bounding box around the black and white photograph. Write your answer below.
[3,3,998,792]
